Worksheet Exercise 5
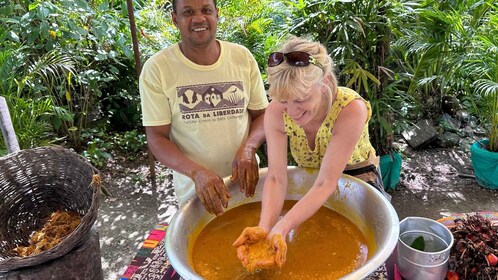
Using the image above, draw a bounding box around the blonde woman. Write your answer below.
[233,36,390,269]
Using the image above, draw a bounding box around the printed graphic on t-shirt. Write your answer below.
[177,81,246,124]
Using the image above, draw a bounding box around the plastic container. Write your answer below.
[470,139,498,190]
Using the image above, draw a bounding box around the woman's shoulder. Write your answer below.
[265,101,288,133]
[338,87,361,98]
[267,101,291,124]
[267,100,286,114]
[335,87,370,119]
[335,87,359,106]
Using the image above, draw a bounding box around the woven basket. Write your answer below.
[0,146,101,271]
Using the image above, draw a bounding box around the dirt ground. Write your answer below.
[96,136,498,279]
[390,136,498,220]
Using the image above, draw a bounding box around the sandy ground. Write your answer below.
[96,136,498,279]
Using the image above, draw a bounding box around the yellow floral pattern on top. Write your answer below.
[284,87,376,168]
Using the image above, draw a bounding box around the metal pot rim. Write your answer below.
[166,166,400,279]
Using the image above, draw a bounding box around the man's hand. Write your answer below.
[192,169,230,216]
[231,146,259,197]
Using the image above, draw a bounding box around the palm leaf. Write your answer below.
[26,50,76,93]
[473,79,498,97]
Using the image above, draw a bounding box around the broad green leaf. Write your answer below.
[28,2,39,11]
[410,236,425,251]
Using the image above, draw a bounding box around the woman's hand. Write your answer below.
[233,226,268,246]
[269,234,287,268]
[233,226,268,267]
[233,227,288,270]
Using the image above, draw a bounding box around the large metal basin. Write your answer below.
[166,166,399,279]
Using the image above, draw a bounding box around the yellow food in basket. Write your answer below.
[13,211,81,257]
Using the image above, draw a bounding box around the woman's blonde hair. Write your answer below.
[267,36,338,101]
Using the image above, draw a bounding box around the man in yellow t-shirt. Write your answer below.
[140,0,268,216]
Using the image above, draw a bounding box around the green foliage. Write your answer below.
[369,78,414,154]
[0,47,56,151]
[81,127,147,167]
[134,0,178,58]
[5,95,55,149]
[285,0,498,155]
[388,0,498,154]
[458,1,498,151]
[217,0,290,76]
[112,129,147,155]
[0,0,142,152]
[286,0,409,154]
[81,132,112,168]
[0,48,22,96]
[391,0,486,119]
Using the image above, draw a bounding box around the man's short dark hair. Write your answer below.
[172,0,217,13]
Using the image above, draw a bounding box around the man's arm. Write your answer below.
[247,108,266,148]
[231,108,266,196]
[146,125,230,215]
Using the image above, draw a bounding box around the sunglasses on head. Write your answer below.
[268,51,322,68]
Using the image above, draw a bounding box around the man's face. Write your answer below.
[172,0,219,48]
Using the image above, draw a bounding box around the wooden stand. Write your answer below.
[0,229,103,280]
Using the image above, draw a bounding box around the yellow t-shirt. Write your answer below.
[284,87,376,168]
[140,40,268,204]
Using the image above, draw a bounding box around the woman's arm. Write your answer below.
[268,99,369,238]
[257,101,290,232]
[232,101,288,250]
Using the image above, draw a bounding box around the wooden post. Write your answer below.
[125,0,156,183]
[0,96,20,154]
